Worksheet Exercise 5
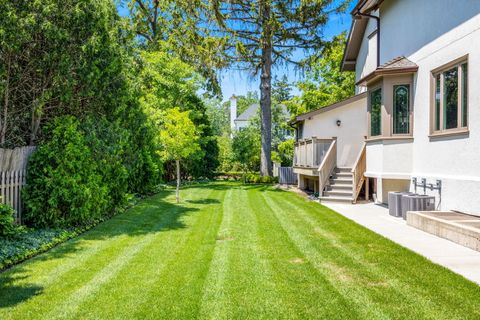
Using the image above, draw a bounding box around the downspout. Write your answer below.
[355,10,380,67]
[288,121,298,142]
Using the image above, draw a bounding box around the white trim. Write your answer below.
[364,171,411,180]
[410,173,480,183]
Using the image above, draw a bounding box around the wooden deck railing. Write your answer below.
[294,137,333,168]
[318,139,337,196]
[351,143,366,203]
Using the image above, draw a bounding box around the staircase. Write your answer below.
[319,167,353,203]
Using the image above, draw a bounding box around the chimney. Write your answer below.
[230,95,237,132]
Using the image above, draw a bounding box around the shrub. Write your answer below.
[81,118,129,211]
[23,116,109,228]
[243,173,278,184]
[0,204,16,238]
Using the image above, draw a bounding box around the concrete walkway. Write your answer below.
[323,201,480,285]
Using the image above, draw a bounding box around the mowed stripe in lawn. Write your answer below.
[200,185,285,320]
[260,187,480,319]
[1,185,224,319]
[1,182,480,320]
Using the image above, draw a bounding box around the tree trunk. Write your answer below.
[259,1,273,176]
[1,55,11,145]
[176,159,180,203]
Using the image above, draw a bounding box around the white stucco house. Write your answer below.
[229,95,259,131]
[292,0,480,216]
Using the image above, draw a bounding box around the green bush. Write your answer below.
[0,204,16,238]
[243,173,278,184]
[81,118,129,211]
[23,116,109,228]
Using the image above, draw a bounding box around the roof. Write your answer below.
[292,92,367,124]
[235,103,290,122]
[235,103,259,122]
[356,56,418,85]
[341,0,385,72]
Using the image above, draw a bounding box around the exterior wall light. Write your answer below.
[336,120,341,127]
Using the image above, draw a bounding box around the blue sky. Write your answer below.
[117,2,355,101]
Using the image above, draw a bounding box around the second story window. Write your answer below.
[432,59,468,134]
[370,88,382,136]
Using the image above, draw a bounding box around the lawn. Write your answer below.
[1,182,479,319]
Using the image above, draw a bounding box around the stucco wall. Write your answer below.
[380,0,480,65]
[301,98,367,167]
[365,0,480,214]
[355,14,378,91]
[366,139,413,179]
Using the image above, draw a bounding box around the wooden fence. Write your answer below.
[278,167,297,185]
[0,146,36,223]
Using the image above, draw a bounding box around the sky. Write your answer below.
[117,2,355,102]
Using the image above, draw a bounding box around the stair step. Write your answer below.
[332,172,352,178]
[324,190,353,197]
[326,184,352,191]
[335,167,352,173]
[319,195,353,203]
[330,178,353,184]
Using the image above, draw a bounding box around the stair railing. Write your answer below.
[318,138,337,197]
[351,142,367,203]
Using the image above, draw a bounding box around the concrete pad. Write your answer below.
[407,211,480,252]
[322,202,480,285]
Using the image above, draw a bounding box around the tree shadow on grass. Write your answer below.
[0,266,43,309]
[186,198,220,205]
[0,189,204,308]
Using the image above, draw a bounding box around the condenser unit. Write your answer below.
[401,194,435,220]
[388,192,415,217]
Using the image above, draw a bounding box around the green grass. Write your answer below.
[1,182,479,319]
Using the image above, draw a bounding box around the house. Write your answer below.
[292,0,480,215]
[292,94,368,202]
[229,95,259,131]
[230,95,291,133]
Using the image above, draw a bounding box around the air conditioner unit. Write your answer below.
[401,194,435,220]
[388,192,415,217]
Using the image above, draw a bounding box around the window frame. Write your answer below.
[390,80,413,137]
[368,85,383,138]
[430,56,469,136]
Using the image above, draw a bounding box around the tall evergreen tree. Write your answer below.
[203,0,350,175]
[272,75,293,104]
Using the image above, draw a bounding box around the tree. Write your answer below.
[0,0,133,147]
[159,108,200,203]
[139,50,219,179]
[288,32,355,116]
[272,75,293,104]
[201,0,350,176]
[273,138,295,166]
[232,125,261,173]
[124,0,228,94]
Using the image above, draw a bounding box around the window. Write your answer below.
[393,85,410,134]
[432,60,468,133]
[370,88,382,136]
[297,123,304,140]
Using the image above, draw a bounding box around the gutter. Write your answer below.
[288,120,301,142]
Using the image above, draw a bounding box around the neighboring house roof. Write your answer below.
[235,103,259,122]
[356,56,419,85]
[292,92,367,124]
[235,103,290,123]
[341,0,386,71]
